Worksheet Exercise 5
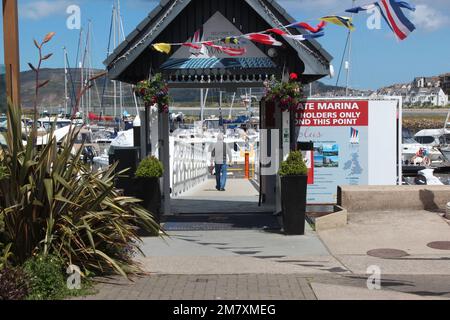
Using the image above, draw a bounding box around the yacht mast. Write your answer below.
[87,20,92,124]
[63,46,68,116]
[77,28,84,117]
[345,0,356,96]
[112,3,117,119]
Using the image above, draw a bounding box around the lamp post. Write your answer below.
[2,0,21,107]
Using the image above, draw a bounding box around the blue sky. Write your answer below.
[0,0,449,90]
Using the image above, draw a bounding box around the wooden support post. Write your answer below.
[2,0,21,107]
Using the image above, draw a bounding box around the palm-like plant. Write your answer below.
[0,33,162,277]
[0,99,160,276]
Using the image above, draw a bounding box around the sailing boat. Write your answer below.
[95,0,140,129]
[436,109,450,163]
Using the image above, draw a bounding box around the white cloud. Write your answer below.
[411,4,450,31]
[19,0,73,20]
[278,0,450,31]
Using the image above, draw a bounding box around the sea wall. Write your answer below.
[338,185,450,212]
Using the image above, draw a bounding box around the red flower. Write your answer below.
[289,73,298,81]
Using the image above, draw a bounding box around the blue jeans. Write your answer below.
[215,164,228,190]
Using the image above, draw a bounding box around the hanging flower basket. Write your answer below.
[264,73,304,111]
[135,73,171,113]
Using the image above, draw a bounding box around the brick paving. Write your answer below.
[74,273,450,300]
[76,274,317,300]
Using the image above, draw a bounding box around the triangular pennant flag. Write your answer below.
[182,43,202,50]
[221,37,240,45]
[286,32,325,41]
[375,0,416,40]
[266,28,288,36]
[287,21,327,33]
[220,46,247,56]
[345,3,378,13]
[346,1,415,14]
[152,43,172,54]
[320,16,355,31]
[244,33,283,46]
[203,42,247,56]
[396,1,416,11]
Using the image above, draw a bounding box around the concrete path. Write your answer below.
[76,195,450,300]
[319,210,450,275]
[310,282,447,300]
[171,179,271,214]
[137,228,345,275]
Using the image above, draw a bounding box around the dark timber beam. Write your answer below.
[2,0,21,107]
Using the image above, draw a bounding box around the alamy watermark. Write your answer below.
[366,8,382,30]
[366,265,382,290]
[66,264,82,290]
[66,5,81,30]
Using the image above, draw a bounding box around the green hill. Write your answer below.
[0,68,368,114]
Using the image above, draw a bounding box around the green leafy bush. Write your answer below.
[0,266,30,300]
[0,102,161,277]
[135,156,164,178]
[0,33,161,280]
[278,151,308,177]
[23,254,67,300]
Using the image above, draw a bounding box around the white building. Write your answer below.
[378,77,449,107]
[409,87,448,107]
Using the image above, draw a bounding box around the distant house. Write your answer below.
[440,73,450,95]
[413,76,441,89]
[378,75,449,107]
[409,87,448,107]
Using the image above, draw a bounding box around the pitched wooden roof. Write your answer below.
[105,0,333,86]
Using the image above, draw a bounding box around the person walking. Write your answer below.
[211,133,232,191]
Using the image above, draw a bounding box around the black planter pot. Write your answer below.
[134,177,162,224]
[281,175,307,235]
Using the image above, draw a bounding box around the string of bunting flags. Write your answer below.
[151,0,416,56]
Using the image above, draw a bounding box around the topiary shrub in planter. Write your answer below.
[279,151,308,235]
[135,156,164,227]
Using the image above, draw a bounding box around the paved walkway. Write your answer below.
[137,229,343,275]
[78,274,317,300]
[76,185,450,300]
[77,221,450,300]
[318,210,450,275]
[77,273,450,300]
[171,179,271,214]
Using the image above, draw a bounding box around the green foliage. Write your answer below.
[23,254,94,300]
[278,151,308,177]
[0,265,30,300]
[0,33,161,281]
[0,243,12,270]
[23,254,67,300]
[0,100,161,277]
[135,73,171,113]
[136,156,164,178]
[0,165,8,181]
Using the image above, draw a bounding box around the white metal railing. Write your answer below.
[170,137,209,197]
